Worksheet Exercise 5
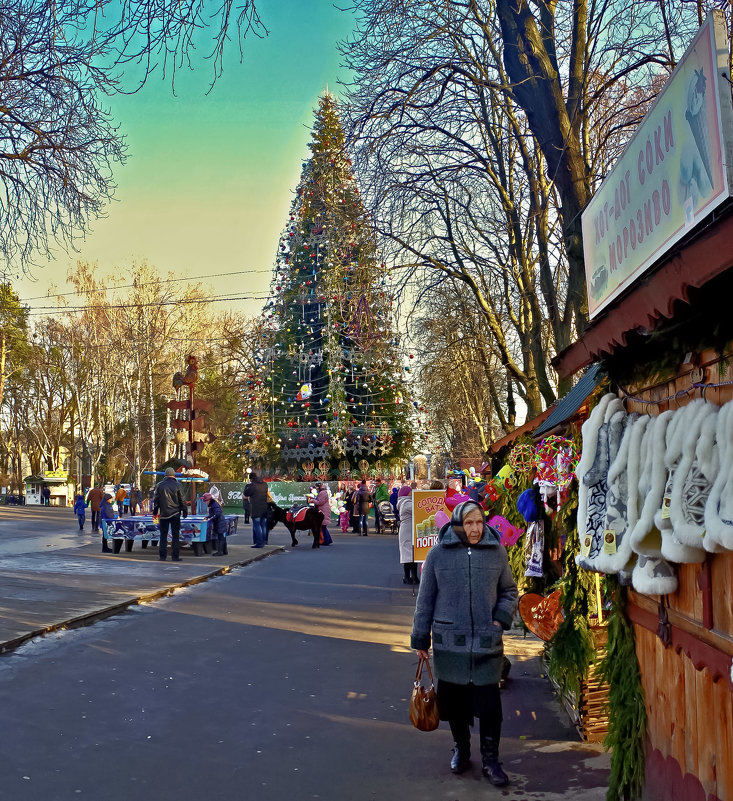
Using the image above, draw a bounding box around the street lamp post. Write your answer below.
[423,452,433,481]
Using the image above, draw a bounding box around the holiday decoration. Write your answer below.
[233,94,414,472]
[508,443,535,474]
[518,589,563,641]
[296,383,313,401]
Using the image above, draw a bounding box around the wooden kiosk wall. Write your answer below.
[624,353,733,801]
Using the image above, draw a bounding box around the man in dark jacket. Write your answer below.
[356,480,372,536]
[153,467,188,561]
[244,472,269,548]
[86,484,104,532]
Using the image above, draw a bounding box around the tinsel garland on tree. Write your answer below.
[598,579,647,801]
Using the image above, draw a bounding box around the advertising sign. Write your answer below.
[43,468,68,480]
[582,12,733,318]
[266,481,338,520]
[412,490,447,563]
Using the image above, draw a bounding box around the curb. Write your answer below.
[0,545,285,656]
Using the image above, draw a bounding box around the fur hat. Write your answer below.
[201,492,213,503]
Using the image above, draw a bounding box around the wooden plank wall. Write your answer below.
[622,349,733,801]
[635,623,732,801]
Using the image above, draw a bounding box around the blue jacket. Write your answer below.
[207,499,227,536]
[411,514,518,685]
[101,497,117,521]
[73,497,86,515]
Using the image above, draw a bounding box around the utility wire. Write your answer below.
[26,293,270,316]
[20,269,273,302]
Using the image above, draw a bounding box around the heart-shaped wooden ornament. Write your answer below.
[518,589,564,641]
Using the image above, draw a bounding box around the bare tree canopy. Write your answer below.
[341,0,730,425]
[0,0,265,275]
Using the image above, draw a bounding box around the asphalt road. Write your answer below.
[0,507,609,800]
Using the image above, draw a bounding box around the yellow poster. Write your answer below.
[412,490,447,563]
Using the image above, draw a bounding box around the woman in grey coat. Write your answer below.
[411,501,518,786]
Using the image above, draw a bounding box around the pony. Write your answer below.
[267,502,324,548]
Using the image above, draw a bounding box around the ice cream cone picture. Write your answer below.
[686,67,712,188]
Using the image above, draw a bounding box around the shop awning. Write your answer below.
[534,363,605,437]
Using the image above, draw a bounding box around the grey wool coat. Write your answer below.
[411,522,518,685]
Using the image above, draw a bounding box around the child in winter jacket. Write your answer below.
[202,492,228,556]
[73,494,86,531]
[339,509,350,533]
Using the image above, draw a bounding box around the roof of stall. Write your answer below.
[534,363,606,437]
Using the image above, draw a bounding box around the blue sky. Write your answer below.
[16,1,358,318]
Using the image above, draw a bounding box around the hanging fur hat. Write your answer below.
[590,413,646,575]
[632,553,678,595]
[630,411,673,556]
[704,399,733,552]
[576,394,625,569]
[667,401,719,556]
[653,401,707,564]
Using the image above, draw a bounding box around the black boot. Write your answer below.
[449,720,471,774]
[213,537,224,556]
[480,737,508,786]
[102,535,111,553]
[450,742,471,774]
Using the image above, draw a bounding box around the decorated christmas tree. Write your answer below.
[240,94,414,478]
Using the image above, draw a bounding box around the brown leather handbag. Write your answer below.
[409,654,439,731]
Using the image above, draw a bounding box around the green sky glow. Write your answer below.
[15,1,357,319]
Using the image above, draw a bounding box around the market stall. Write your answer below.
[103,514,239,555]
[550,13,733,799]
[24,470,75,506]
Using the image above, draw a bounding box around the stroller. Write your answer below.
[377,501,399,535]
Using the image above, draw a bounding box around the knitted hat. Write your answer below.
[165,467,176,477]
[398,485,411,498]
[201,492,213,503]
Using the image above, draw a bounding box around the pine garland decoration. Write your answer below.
[547,510,595,700]
[598,578,647,801]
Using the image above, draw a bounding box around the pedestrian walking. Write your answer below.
[73,494,86,531]
[41,485,51,506]
[128,485,141,515]
[397,486,419,585]
[244,472,269,548]
[374,477,389,533]
[115,485,127,516]
[389,485,399,516]
[153,467,188,561]
[411,501,518,786]
[355,480,372,536]
[313,483,333,546]
[344,483,357,532]
[202,492,228,556]
[86,484,104,532]
[100,493,116,553]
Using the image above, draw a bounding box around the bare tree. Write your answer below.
[341,3,567,417]
[414,284,509,455]
[342,0,720,385]
[0,0,265,275]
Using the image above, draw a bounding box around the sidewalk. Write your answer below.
[0,532,284,652]
[0,508,611,799]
